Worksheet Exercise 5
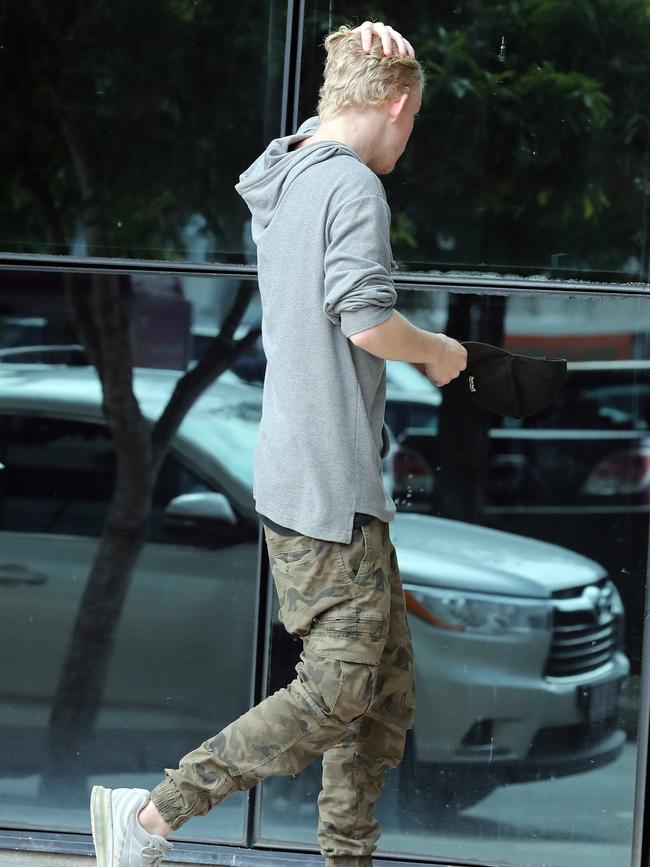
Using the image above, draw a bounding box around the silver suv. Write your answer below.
[0,362,630,814]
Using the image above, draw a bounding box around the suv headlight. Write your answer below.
[606,579,625,616]
[404,585,552,634]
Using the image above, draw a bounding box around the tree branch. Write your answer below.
[151,326,261,473]
[90,281,149,452]
[218,281,257,340]
[66,285,105,377]
[20,170,66,250]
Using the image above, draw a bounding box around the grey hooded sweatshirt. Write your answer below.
[235,116,398,543]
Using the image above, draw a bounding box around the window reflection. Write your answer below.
[301,1,650,281]
[0,270,647,865]
[0,271,261,842]
[0,2,285,262]
[261,288,648,867]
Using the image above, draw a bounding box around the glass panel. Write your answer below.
[0,1,285,262]
[259,286,649,867]
[299,2,650,282]
[0,269,264,842]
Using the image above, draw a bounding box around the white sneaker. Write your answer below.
[90,786,174,866]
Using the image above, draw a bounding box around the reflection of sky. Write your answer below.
[505,294,650,338]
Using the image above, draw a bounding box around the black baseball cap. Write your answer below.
[461,341,568,418]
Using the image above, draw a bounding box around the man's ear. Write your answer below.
[387,91,410,121]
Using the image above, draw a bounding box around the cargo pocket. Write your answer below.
[303,653,377,725]
[266,542,317,636]
[310,616,389,666]
[263,525,316,568]
[269,544,316,572]
[335,523,371,583]
[264,530,355,637]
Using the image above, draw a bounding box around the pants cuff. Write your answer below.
[149,775,199,832]
[324,858,373,867]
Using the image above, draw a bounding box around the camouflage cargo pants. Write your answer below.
[150,516,416,867]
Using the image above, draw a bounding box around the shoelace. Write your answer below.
[140,841,169,865]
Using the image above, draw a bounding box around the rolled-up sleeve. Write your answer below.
[322,195,397,338]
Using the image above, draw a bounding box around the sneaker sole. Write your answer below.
[90,785,113,867]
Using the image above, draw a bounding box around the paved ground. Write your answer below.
[0,739,641,867]
[260,741,639,867]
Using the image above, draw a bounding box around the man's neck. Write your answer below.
[296,111,383,165]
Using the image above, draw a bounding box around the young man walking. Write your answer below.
[90,20,466,867]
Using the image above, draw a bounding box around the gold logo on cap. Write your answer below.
[469,375,477,393]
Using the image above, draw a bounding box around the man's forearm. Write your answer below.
[351,310,444,363]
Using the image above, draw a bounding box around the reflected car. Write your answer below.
[396,359,650,512]
[0,362,630,813]
[396,361,650,662]
[484,360,650,507]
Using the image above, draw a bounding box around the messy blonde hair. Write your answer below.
[317,24,425,122]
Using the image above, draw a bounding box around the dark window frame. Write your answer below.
[0,270,647,867]
[0,0,648,861]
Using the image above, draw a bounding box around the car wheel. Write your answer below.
[398,729,499,816]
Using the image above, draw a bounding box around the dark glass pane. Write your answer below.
[259,285,649,867]
[299,2,650,282]
[0,0,285,262]
[0,269,263,842]
[0,417,115,535]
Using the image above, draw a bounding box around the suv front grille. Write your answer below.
[544,583,621,677]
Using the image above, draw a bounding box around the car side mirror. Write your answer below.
[164,492,237,534]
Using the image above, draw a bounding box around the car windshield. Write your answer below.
[185,400,262,489]
[386,360,440,399]
[576,385,650,430]
[501,377,650,431]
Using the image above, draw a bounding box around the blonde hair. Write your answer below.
[317,24,425,122]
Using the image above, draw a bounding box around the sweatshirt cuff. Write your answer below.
[341,306,395,339]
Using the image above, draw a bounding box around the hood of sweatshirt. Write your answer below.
[235,116,364,242]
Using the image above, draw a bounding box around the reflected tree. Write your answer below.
[313,0,650,278]
[41,278,259,799]
[0,0,273,797]
[401,0,650,278]
[0,0,285,258]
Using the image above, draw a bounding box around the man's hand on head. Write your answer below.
[352,21,415,58]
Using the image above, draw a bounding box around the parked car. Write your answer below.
[0,362,630,814]
[398,360,650,666]
[485,360,650,511]
[396,359,650,502]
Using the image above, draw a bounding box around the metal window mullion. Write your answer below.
[1,252,650,298]
[280,0,305,138]
[632,516,650,867]
[245,522,275,848]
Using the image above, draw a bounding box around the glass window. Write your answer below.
[0,1,286,263]
[299,2,650,282]
[0,270,263,843]
[0,417,116,535]
[259,285,649,867]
